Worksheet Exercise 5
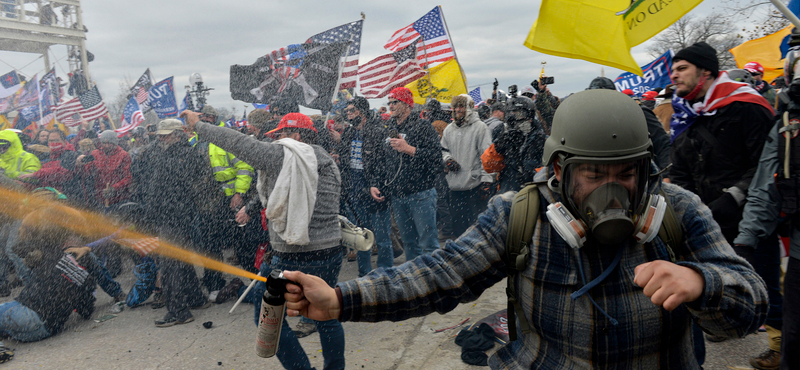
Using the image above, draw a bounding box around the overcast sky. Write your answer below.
[1,0,723,117]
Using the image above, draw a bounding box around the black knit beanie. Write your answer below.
[673,41,719,77]
[351,96,370,114]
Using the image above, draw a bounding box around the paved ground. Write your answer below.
[0,251,777,370]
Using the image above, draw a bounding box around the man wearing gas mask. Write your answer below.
[281,90,768,369]
[482,95,547,193]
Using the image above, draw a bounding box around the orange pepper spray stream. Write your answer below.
[0,186,267,283]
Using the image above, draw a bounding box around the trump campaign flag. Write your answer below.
[614,50,673,97]
[524,0,702,76]
[116,96,145,136]
[148,77,179,119]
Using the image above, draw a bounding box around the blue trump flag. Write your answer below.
[148,77,179,118]
[614,50,674,98]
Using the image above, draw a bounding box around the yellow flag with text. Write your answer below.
[730,26,792,84]
[405,59,467,105]
[524,0,703,76]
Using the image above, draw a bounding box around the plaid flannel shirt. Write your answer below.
[338,169,768,369]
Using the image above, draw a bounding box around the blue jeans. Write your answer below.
[392,188,439,261]
[0,301,50,342]
[346,194,393,277]
[252,251,345,370]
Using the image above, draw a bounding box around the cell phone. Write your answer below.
[84,154,95,162]
[541,76,555,85]
[388,129,399,138]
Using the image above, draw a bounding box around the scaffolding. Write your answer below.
[0,0,89,84]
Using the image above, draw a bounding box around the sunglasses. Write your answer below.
[344,108,357,114]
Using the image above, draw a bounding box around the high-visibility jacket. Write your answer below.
[0,129,41,179]
[193,127,253,196]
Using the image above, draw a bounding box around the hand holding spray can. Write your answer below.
[255,269,290,358]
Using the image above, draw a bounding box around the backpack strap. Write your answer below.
[505,182,542,341]
[656,188,683,263]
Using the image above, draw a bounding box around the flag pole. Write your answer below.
[106,112,117,130]
[769,0,800,28]
[35,75,45,130]
[437,5,468,89]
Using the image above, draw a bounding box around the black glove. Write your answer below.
[445,158,461,172]
[707,193,741,227]
[494,129,523,156]
[492,78,498,90]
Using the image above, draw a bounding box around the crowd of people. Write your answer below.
[0,38,795,370]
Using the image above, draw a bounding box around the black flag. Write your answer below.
[230,42,350,111]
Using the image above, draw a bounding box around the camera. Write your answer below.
[541,76,555,85]
[508,85,518,97]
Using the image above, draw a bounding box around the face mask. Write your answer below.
[545,173,665,248]
[48,142,64,151]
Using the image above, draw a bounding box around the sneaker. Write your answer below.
[216,278,244,304]
[750,349,781,370]
[293,321,317,338]
[704,333,729,343]
[155,312,194,327]
[346,250,357,262]
[207,290,219,303]
[151,290,165,309]
[0,345,13,363]
[109,301,125,314]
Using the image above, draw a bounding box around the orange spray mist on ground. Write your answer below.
[0,186,267,283]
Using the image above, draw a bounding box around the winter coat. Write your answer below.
[379,114,442,198]
[335,114,389,212]
[641,106,671,174]
[81,146,132,206]
[28,143,76,190]
[441,110,493,191]
[132,141,216,239]
[488,121,547,193]
[0,130,40,179]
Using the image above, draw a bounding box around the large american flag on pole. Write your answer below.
[384,6,455,68]
[55,85,108,127]
[307,20,363,91]
[358,42,426,99]
[115,96,145,136]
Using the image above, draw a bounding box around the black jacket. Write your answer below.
[131,140,217,239]
[491,121,547,193]
[16,252,96,335]
[671,101,773,203]
[374,114,441,198]
[641,106,671,174]
[335,114,389,211]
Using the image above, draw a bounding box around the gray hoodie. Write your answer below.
[195,122,341,254]
[441,94,493,191]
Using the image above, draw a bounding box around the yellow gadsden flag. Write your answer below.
[405,59,467,105]
[730,26,793,84]
[524,0,703,76]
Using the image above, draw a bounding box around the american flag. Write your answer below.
[56,85,108,127]
[115,96,144,136]
[117,237,159,256]
[384,6,455,68]
[358,42,426,99]
[307,20,363,91]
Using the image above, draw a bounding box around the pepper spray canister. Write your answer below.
[255,269,290,358]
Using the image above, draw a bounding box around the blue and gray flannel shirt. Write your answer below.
[338,169,768,369]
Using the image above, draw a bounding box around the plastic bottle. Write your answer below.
[255,269,289,358]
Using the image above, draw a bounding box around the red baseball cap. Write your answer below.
[387,87,414,107]
[641,91,658,101]
[621,89,634,96]
[744,61,764,75]
[266,112,317,137]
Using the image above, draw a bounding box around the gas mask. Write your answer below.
[506,109,532,134]
[545,158,665,248]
